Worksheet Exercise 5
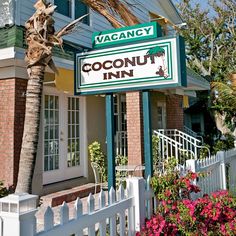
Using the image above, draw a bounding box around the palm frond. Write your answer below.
[55,14,89,38]
[147,46,165,55]
[107,0,140,26]
[82,0,124,28]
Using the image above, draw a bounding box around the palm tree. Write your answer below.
[15,0,87,193]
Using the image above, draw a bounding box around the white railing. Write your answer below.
[153,130,185,168]
[115,131,127,157]
[183,126,203,143]
[158,129,210,159]
[186,149,236,199]
[0,177,155,236]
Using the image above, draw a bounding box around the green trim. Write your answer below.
[0,25,86,61]
[156,22,162,37]
[177,35,187,87]
[143,91,153,178]
[106,94,116,190]
[0,25,24,49]
[92,22,158,48]
[75,82,182,95]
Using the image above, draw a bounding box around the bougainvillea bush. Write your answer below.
[137,165,236,236]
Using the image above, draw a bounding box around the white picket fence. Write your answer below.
[0,177,155,236]
[186,149,236,198]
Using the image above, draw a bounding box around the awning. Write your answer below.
[55,68,74,93]
[44,68,74,93]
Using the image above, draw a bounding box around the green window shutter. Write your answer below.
[54,0,71,17]
[75,0,89,24]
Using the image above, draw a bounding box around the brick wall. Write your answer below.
[166,95,184,130]
[0,78,27,188]
[126,91,144,165]
[14,79,27,186]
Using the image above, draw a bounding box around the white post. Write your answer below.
[0,193,38,236]
[126,177,145,233]
[219,151,227,190]
[186,159,197,173]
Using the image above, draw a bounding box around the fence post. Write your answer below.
[0,193,38,236]
[186,159,197,173]
[126,177,146,233]
[218,151,227,190]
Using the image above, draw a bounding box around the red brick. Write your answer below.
[166,95,184,130]
[0,78,27,188]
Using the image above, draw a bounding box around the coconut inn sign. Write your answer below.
[75,23,186,189]
[75,36,186,95]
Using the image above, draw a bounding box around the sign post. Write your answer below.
[106,94,116,189]
[75,22,187,189]
[142,91,153,178]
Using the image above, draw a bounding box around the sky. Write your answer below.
[172,0,215,17]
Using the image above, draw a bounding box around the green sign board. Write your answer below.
[75,35,187,95]
[92,22,158,48]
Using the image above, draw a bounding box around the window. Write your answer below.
[54,0,89,25]
[75,0,89,25]
[54,0,72,18]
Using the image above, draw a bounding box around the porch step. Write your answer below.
[41,183,100,207]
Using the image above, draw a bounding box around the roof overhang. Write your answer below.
[184,67,210,91]
[157,0,184,26]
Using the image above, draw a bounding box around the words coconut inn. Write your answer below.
[0,0,209,195]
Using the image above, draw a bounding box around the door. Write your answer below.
[42,87,86,185]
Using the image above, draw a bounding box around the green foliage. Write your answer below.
[199,144,211,159]
[151,157,182,201]
[177,0,236,135]
[212,133,235,154]
[0,181,8,198]
[152,134,160,167]
[115,155,128,166]
[88,141,107,182]
[115,155,128,187]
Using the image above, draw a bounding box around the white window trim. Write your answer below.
[42,86,88,184]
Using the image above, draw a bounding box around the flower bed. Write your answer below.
[137,162,236,236]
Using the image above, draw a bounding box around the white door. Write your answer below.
[42,87,86,184]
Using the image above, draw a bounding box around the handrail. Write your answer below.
[157,129,210,159]
[184,126,204,144]
[153,130,182,147]
[158,129,201,145]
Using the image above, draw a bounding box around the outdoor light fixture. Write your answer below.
[0,193,37,214]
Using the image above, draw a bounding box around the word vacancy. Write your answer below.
[94,26,154,45]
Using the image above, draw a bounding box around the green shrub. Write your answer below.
[88,141,107,182]
[152,135,160,167]
[213,133,235,154]
[0,181,8,198]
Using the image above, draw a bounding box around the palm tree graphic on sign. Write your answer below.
[147,46,168,78]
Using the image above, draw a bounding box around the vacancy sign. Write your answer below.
[92,22,158,48]
[75,35,186,95]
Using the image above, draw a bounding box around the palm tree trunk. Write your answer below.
[15,65,45,193]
